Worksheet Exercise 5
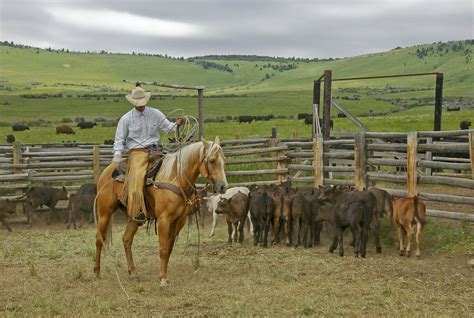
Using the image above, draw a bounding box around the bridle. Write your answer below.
[156,141,222,205]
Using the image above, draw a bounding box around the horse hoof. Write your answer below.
[399,251,405,256]
[160,279,169,287]
[94,269,100,278]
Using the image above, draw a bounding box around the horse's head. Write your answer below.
[200,136,228,194]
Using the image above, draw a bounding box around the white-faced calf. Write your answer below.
[215,191,250,244]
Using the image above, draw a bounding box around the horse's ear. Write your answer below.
[201,137,209,150]
[214,136,221,145]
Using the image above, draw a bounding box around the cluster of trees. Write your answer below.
[412,40,473,62]
[189,54,340,63]
[20,93,63,99]
[192,60,233,72]
[259,62,297,72]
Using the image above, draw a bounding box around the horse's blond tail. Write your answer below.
[95,182,114,251]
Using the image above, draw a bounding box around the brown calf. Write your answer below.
[368,187,394,222]
[393,196,426,257]
[215,191,249,244]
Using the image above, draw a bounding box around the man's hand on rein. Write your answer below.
[176,117,185,126]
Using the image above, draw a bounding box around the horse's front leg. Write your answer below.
[157,214,186,287]
[123,221,140,275]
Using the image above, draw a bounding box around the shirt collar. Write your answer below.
[132,107,147,117]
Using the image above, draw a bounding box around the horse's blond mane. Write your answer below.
[156,140,224,184]
[155,142,202,183]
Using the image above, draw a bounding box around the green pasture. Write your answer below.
[0,40,473,145]
[0,107,471,145]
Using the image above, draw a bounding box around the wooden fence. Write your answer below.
[0,129,473,221]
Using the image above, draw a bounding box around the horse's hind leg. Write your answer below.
[123,221,140,275]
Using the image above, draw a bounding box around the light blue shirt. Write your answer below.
[113,107,177,156]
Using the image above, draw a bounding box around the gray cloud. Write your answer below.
[0,0,472,58]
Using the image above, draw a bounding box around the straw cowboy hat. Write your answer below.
[126,86,152,107]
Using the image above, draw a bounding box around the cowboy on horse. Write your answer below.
[112,83,184,224]
[94,83,228,286]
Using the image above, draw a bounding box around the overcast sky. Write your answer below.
[0,0,472,58]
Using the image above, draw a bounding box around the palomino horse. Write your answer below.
[94,137,228,286]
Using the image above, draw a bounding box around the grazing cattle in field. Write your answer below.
[303,116,334,129]
[249,184,275,247]
[319,118,334,129]
[25,186,68,226]
[6,134,15,143]
[393,196,426,257]
[56,125,75,135]
[447,105,460,112]
[337,113,347,118]
[12,124,29,131]
[0,199,14,232]
[318,185,380,253]
[238,115,255,124]
[77,121,97,129]
[103,139,114,145]
[304,116,313,125]
[459,120,471,130]
[297,113,311,120]
[209,187,251,237]
[215,191,250,244]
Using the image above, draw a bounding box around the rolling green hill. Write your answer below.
[0,40,472,141]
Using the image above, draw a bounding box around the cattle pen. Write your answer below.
[0,128,473,222]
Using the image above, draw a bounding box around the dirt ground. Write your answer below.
[0,213,473,317]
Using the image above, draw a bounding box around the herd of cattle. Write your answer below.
[0,181,426,258]
[207,183,425,258]
[4,118,471,144]
[5,121,100,143]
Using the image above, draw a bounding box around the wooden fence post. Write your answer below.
[93,145,100,184]
[198,88,204,139]
[407,132,418,197]
[469,132,474,179]
[271,128,277,139]
[313,137,324,187]
[354,131,367,190]
[12,142,24,214]
[434,73,443,131]
[277,147,287,184]
[425,137,433,176]
[313,80,321,138]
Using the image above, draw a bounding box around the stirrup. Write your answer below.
[132,211,147,224]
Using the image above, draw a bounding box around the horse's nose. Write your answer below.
[216,181,227,194]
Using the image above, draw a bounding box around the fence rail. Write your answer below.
[1,129,473,221]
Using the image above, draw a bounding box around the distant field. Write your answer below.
[0,40,473,144]
[0,108,471,144]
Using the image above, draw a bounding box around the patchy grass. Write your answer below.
[0,216,472,316]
